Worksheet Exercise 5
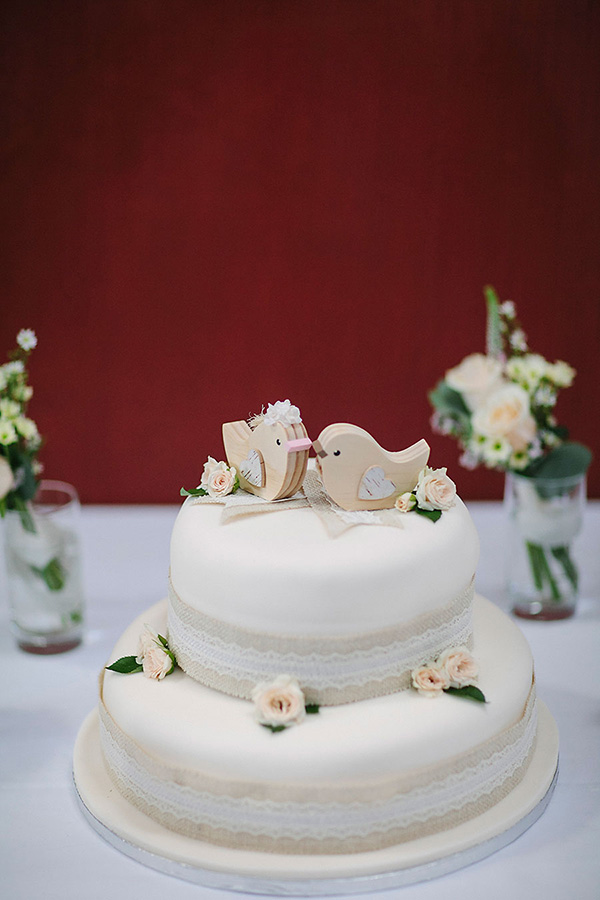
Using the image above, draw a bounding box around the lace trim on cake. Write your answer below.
[98,679,537,855]
[167,578,475,705]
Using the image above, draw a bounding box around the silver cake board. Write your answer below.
[73,704,559,896]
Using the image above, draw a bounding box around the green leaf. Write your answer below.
[527,442,592,481]
[305,704,320,715]
[261,723,287,733]
[428,381,471,420]
[445,685,487,703]
[157,633,169,649]
[484,285,503,359]
[180,486,208,497]
[414,506,442,523]
[105,656,143,674]
[30,557,66,591]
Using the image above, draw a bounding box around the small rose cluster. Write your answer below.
[411,647,482,700]
[429,288,578,475]
[395,466,456,522]
[252,675,319,732]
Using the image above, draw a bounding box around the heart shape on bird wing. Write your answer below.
[358,466,397,500]
[239,448,265,487]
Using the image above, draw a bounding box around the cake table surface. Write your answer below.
[1,500,599,900]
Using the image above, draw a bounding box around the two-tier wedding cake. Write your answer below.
[73,401,558,892]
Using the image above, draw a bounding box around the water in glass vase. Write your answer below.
[505,472,585,621]
[3,480,85,653]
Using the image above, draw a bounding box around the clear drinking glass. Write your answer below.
[505,471,585,620]
[3,480,85,653]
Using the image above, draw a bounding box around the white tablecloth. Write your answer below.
[1,502,599,900]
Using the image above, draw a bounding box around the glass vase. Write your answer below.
[3,480,85,653]
[504,471,585,620]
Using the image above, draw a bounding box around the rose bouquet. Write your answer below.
[429,287,592,614]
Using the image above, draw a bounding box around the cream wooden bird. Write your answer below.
[222,401,312,501]
[312,423,430,511]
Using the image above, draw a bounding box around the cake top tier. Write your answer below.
[170,490,479,638]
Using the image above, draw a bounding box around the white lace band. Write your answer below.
[99,680,537,855]
[167,578,475,705]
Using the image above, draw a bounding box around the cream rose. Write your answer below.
[445,354,504,411]
[142,642,175,680]
[411,664,449,698]
[472,384,537,452]
[415,467,457,511]
[199,457,237,498]
[395,491,416,512]
[136,623,158,664]
[437,647,479,688]
[200,456,220,489]
[252,675,306,728]
[206,463,237,498]
[0,456,14,500]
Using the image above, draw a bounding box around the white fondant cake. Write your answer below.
[99,595,536,855]
[74,417,558,888]
[167,495,479,704]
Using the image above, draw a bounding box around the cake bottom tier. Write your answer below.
[75,595,558,873]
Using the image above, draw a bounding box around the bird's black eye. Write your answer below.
[333,449,341,456]
[276,438,281,446]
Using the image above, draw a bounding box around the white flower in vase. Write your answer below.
[444,353,504,412]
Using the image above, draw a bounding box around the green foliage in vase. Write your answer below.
[429,286,593,481]
[0,330,65,592]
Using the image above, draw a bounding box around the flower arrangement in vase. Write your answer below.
[429,287,592,619]
[0,330,84,651]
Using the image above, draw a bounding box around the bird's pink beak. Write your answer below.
[285,437,313,453]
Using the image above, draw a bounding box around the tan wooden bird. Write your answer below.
[312,423,430,511]
[222,401,312,501]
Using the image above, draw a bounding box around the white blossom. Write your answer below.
[480,437,512,466]
[547,360,575,388]
[509,329,528,352]
[509,449,530,471]
[459,448,480,470]
[533,385,556,408]
[0,421,18,445]
[15,417,40,443]
[262,400,302,427]
[16,329,38,351]
[2,361,24,376]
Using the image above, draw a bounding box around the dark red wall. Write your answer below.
[2,1,598,502]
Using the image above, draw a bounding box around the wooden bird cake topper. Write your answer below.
[222,400,312,501]
[312,423,430,511]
